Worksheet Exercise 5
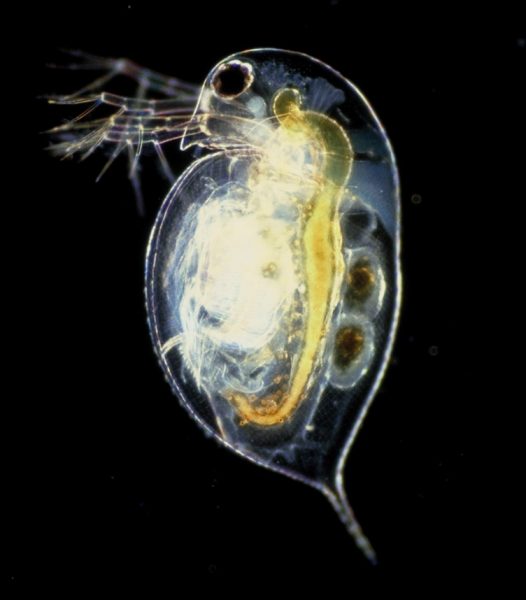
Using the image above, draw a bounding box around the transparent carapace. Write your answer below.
[47,48,401,563]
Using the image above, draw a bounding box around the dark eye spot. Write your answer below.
[212,61,253,98]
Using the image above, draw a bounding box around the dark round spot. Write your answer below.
[212,61,253,98]
[334,326,364,369]
[346,258,376,302]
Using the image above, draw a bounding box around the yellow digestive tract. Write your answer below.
[227,88,353,426]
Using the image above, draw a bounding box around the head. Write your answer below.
[180,48,348,152]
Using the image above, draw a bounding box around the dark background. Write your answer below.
[7,1,523,593]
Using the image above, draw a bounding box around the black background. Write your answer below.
[7,1,524,594]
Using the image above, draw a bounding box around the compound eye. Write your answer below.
[211,60,254,99]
